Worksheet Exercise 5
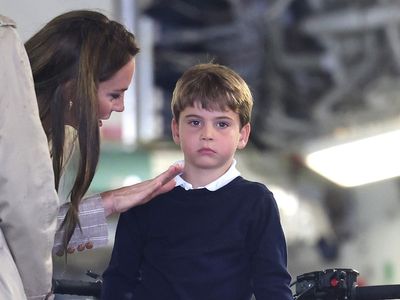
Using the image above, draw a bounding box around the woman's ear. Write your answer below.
[237,123,251,150]
[171,118,180,144]
[63,80,77,127]
[63,80,75,102]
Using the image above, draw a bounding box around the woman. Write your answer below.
[25,10,182,252]
[23,10,181,298]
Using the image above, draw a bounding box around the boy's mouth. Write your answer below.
[198,147,216,155]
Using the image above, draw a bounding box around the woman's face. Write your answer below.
[97,58,136,127]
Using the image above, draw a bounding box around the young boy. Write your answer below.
[102,63,293,300]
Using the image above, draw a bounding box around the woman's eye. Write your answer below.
[110,93,121,100]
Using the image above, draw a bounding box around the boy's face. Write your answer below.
[171,102,250,173]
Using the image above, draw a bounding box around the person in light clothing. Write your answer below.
[0,14,59,300]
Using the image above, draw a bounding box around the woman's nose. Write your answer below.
[113,100,124,112]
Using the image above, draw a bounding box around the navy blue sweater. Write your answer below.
[102,176,292,300]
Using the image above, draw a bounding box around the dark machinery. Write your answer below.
[293,268,400,300]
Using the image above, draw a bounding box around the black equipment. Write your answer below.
[293,268,400,300]
[53,270,102,298]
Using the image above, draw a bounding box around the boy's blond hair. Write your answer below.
[171,63,253,128]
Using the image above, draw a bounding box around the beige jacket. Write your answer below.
[0,15,59,300]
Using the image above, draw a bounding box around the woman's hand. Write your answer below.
[100,164,183,217]
[55,165,183,255]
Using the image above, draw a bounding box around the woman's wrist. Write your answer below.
[100,190,115,217]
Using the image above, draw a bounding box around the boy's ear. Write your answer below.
[237,123,251,150]
[171,118,180,144]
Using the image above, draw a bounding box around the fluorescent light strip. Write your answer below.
[305,129,400,187]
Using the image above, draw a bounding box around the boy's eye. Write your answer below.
[217,121,229,128]
[188,120,201,126]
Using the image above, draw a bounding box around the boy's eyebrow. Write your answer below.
[183,114,202,118]
[183,114,234,120]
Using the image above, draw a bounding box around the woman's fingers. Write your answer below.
[143,164,183,198]
[156,164,183,186]
[102,164,183,215]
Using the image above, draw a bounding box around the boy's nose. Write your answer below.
[201,135,213,140]
[201,124,214,140]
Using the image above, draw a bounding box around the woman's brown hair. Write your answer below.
[25,10,140,254]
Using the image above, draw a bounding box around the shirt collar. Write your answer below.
[175,159,240,191]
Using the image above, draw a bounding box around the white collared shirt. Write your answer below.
[175,159,241,191]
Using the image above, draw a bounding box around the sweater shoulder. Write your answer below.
[125,186,182,213]
[228,177,277,208]
[229,176,273,196]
